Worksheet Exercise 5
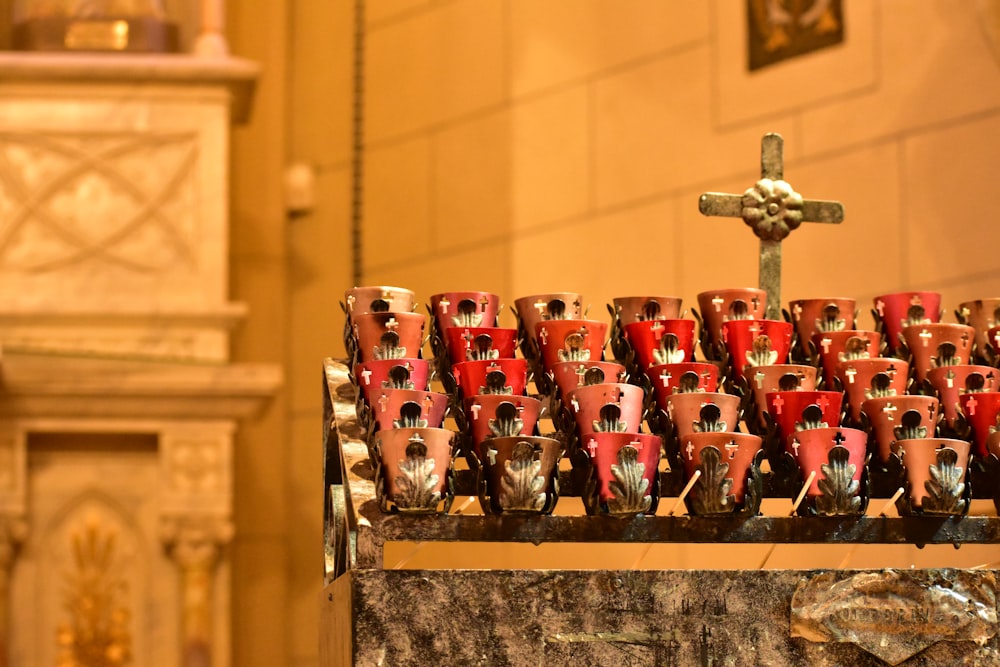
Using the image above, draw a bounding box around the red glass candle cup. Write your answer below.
[567,383,646,436]
[513,292,584,347]
[648,362,720,410]
[791,427,867,498]
[480,435,562,514]
[549,360,627,404]
[352,311,426,363]
[927,365,997,429]
[721,318,793,376]
[680,431,763,511]
[812,330,882,385]
[580,432,662,514]
[612,296,683,323]
[958,391,1000,458]
[463,394,543,458]
[957,298,1000,355]
[898,438,970,512]
[443,326,518,365]
[665,392,742,439]
[355,358,431,405]
[743,364,818,430]
[836,357,909,423]
[873,291,941,353]
[344,285,415,319]
[452,358,529,398]
[622,318,696,370]
[900,323,974,384]
[788,297,856,342]
[367,388,449,432]
[862,395,940,463]
[375,426,454,513]
[535,319,607,372]
[765,390,843,454]
[429,291,500,333]
[696,288,767,354]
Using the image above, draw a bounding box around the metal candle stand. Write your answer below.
[321,135,1000,666]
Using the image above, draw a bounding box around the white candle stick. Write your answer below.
[789,471,816,516]
[876,487,905,517]
[668,470,702,516]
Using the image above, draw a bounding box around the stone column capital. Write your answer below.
[160,515,234,570]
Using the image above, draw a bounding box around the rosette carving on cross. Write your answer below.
[699,133,844,319]
[742,178,804,242]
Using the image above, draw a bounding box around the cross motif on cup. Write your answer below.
[724,440,739,459]
[574,364,588,384]
[820,337,833,354]
[479,296,490,312]
[710,296,725,312]
[487,447,498,466]
[533,299,548,315]
[919,329,933,347]
[660,370,673,388]
[844,367,857,384]
[833,431,847,447]
[699,133,844,320]
[792,303,803,320]
[792,440,801,457]
[471,403,482,420]
[686,441,695,461]
[772,394,785,415]
[360,369,373,385]
[630,439,644,452]
[384,316,400,332]
[883,402,898,421]
[910,294,923,306]
[422,395,433,414]
[946,369,956,389]
[966,395,978,416]
[650,320,665,341]
[377,394,389,413]
[961,330,971,348]
[438,297,451,313]
[875,299,885,318]
[587,438,600,458]
[754,371,766,389]
[538,327,549,345]
[816,395,830,412]
[748,321,762,337]
[928,403,937,420]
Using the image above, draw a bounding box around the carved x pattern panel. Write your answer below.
[0,132,199,275]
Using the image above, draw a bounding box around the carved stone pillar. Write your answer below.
[0,517,26,667]
[162,516,234,667]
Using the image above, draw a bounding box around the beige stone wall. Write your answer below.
[235,1,1000,666]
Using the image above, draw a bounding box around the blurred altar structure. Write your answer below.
[4,1,1000,666]
[0,1,281,666]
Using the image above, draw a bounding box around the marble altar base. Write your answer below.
[321,568,1000,667]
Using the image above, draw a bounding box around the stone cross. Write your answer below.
[699,133,844,320]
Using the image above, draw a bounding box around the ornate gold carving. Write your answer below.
[55,521,133,667]
[0,132,198,274]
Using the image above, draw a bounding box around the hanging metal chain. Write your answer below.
[350,0,365,285]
